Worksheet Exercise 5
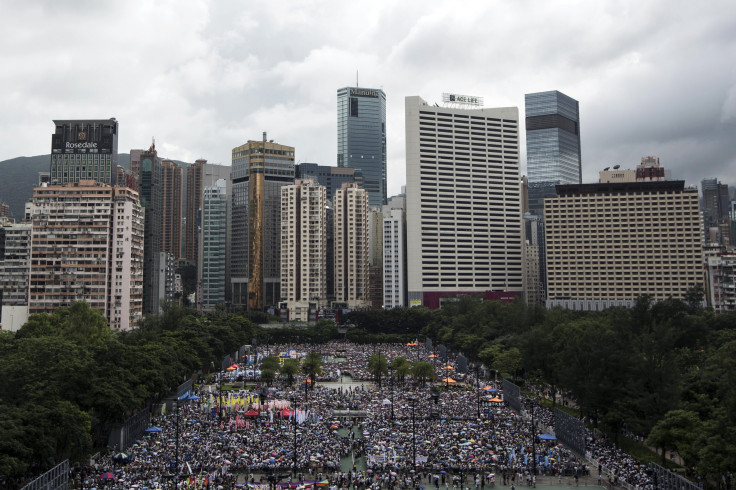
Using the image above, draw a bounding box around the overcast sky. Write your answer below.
[1,0,735,196]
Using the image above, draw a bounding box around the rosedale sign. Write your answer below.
[442,93,484,107]
[66,142,98,149]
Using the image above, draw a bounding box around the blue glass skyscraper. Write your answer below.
[525,90,581,216]
[337,87,387,207]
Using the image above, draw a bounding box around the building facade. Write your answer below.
[706,255,736,313]
[0,222,32,331]
[295,163,363,205]
[230,135,295,311]
[337,87,387,207]
[28,181,143,329]
[545,180,703,310]
[334,182,370,308]
[161,160,183,259]
[280,179,328,321]
[405,95,524,309]
[199,179,228,310]
[50,119,119,186]
[525,91,581,216]
[382,194,407,308]
[184,159,231,267]
[702,178,730,246]
[138,145,162,314]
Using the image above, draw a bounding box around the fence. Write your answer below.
[108,406,151,451]
[554,408,586,456]
[649,463,702,490]
[19,460,68,490]
[502,379,521,412]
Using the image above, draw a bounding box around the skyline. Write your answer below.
[1,0,735,197]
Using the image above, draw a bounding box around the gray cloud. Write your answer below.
[1,0,734,198]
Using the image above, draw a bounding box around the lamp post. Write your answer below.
[292,397,298,478]
[219,369,224,423]
[475,364,480,419]
[175,398,180,490]
[529,399,538,486]
[409,396,417,469]
[389,366,394,420]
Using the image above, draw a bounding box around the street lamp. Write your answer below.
[529,399,538,486]
[219,369,224,423]
[291,396,298,478]
[409,396,418,469]
[475,364,481,419]
[389,366,394,420]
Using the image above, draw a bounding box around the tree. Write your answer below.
[411,360,436,386]
[368,353,388,388]
[261,356,281,372]
[301,352,323,389]
[280,359,299,386]
[390,357,411,384]
[646,409,701,466]
[260,369,275,386]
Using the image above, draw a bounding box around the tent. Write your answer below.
[538,433,557,441]
[144,426,162,433]
[488,397,503,403]
[441,378,456,383]
[483,386,499,392]
[244,410,260,418]
[279,409,294,418]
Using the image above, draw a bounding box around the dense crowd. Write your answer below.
[72,342,655,490]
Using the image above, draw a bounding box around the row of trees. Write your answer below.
[0,301,258,486]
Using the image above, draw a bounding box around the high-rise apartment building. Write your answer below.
[382,194,407,309]
[334,182,370,307]
[0,222,32,331]
[295,163,363,205]
[706,255,736,313]
[230,135,295,310]
[0,203,10,219]
[405,95,524,309]
[50,119,119,186]
[161,160,183,258]
[544,179,703,310]
[199,179,228,310]
[525,91,581,216]
[367,207,384,308]
[280,179,328,320]
[337,87,387,207]
[184,159,231,267]
[28,181,143,329]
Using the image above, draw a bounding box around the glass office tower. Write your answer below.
[525,91,581,216]
[337,87,387,207]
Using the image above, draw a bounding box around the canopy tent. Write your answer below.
[144,426,162,433]
[483,386,499,392]
[538,433,557,441]
[227,364,240,371]
[487,397,503,403]
[244,410,260,418]
[279,409,294,418]
[441,378,456,383]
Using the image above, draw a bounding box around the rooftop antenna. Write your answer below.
[356,70,359,87]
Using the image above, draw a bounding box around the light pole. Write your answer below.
[475,364,481,419]
[219,369,224,423]
[389,366,394,420]
[529,399,538,486]
[409,396,417,469]
[174,398,180,490]
[292,396,298,478]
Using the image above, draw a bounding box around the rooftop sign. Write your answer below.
[442,93,484,107]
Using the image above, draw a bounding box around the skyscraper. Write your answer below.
[334,182,370,307]
[382,194,407,309]
[525,91,581,216]
[138,144,162,314]
[184,159,230,267]
[230,135,295,310]
[337,87,387,207]
[0,221,32,331]
[199,179,228,310]
[280,179,328,320]
[161,160,183,259]
[50,119,118,186]
[702,178,731,245]
[405,95,524,309]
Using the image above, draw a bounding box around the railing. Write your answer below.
[19,460,68,490]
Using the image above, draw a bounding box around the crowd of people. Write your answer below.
[72,341,656,490]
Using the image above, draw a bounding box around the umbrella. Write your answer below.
[144,426,162,433]
[99,472,116,480]
[187,395,201,400]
